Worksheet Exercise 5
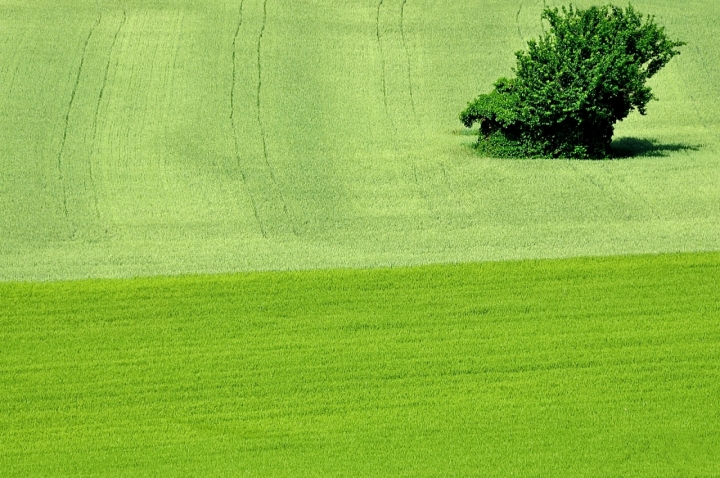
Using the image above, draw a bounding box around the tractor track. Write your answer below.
[230,1,266,238]
[256,0,270,176]
[230,1,243,137]
[255,0,299,237]
[376,0,396,133]
[516,3,524,41]
[88,11,127,221]
[400,0,417,121]
[93,11,126,142]
[57,12,102,230]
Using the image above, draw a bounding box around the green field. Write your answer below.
[1,0,719,280]
[2,252,719,475]
[2,0,719,475]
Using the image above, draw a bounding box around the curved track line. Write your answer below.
[400,0,417,121]
[231,1,267,238]
[376,0,396,133]
[93,12,126,138]
[89,11,127,220]
[230,1,243,134]
[256,0,270,174]
[57,12,102,228]
[515,3,524,42]
[256,0,299,236]
[230,2,243,131]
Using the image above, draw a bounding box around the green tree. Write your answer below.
[460,4,685,159]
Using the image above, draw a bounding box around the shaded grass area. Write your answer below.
[611,137,703,158]
[462,135,704,159]
[2,251,719,476]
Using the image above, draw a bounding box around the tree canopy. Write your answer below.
[460,4,685,159]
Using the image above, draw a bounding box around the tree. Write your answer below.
[460,4,685,159]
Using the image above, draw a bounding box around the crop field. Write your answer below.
[1,0,719,280]
[1,0,719,475]
[2,252,719,476]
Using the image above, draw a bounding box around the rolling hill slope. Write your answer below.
[1,0,719,280]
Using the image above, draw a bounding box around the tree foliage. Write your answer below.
[460,4,685,159]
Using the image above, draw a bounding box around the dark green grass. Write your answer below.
[1,251,719,476]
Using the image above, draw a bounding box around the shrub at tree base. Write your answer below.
[460,4,685,159]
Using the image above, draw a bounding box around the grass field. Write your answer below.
[2,1,719,475]
[1,252,719,476]
[1,0,719,280]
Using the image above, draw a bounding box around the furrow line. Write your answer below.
[516,3,524,42]
[89,11,127,220]
[376,0,396,133]
[230,1,243,133]
[56,12,102,227]
[400,0,417,121]
[93,11,126,140]
[256,0,299,237]
[231,1,267,238]
[256,0,269,174]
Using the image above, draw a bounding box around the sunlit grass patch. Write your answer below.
[1,251,718,475]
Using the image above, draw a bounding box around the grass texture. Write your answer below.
[1,0,719,280]
[1,251,719,476]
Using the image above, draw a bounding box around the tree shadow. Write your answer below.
[610,137,702,158]
[452,127,480,137]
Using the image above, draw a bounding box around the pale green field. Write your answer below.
[1,0,719,281]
